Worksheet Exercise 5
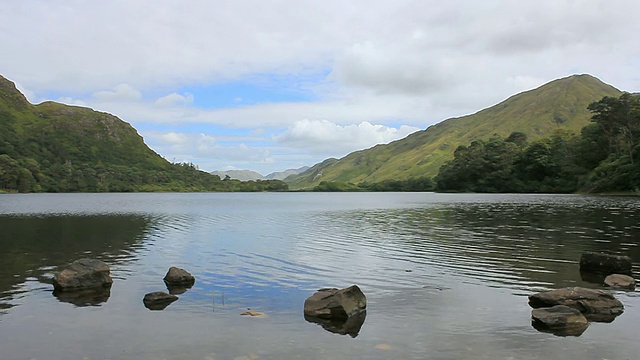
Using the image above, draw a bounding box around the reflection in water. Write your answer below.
[53,288,112,307]
[531,319,589,337]
[1,193,639,359]
[166,283,193,295]
[0,214,153,311]
[304,310,367,337]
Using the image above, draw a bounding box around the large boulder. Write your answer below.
[163,267,195,286]
[143,291,178,311]
[528,287,624,322]
[52,258,113,292]
[531,305,589,337]
[304,285,366,320]
[579,252,632,275]
[604,274,636,289]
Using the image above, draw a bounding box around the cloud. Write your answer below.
[277,119,420,155]
[93,84,141,102]
[142,130,274,171]
[2,0,640,174]
[154,92,194,107]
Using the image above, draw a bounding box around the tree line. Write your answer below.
[313,93,639,193]
[435,93,639,193]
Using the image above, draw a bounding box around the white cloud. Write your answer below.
[277,119,420,156]
[154,92,194,107]
[2,0,640,174]
[93,84,141,102]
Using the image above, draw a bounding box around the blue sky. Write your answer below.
[1,1,639,175]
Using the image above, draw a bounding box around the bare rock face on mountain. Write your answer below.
[52,258,113,291]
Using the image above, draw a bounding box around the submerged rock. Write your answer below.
[163,267,195,286]
[531,305,589,337]
[304,285,367,320]
[143,291,178,311]
[604,274,636,289]
[528,287,624,322]
[579,252,632,275]
[52,258,113,292]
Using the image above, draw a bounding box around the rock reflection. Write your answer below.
[0,214,153,315]
[166,283,193,295]
[53,288,111,307]
[531,320,588,337]
[304,311,367,338]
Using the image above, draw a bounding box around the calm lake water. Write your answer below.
[0,192,639,360]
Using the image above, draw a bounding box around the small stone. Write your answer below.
[52,258,113,292]
[163,266,195,286]
[604,274,636,289]
[531,305,588,329]
[303,285,366,320]
[143,291,178,310]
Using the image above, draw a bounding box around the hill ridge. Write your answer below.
[285,74,622,189]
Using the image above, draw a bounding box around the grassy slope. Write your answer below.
[0,75,170,171]
[286,74,622,189]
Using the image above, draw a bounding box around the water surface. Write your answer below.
[0,193,639,359]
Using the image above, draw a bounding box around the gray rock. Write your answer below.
[579,252,632,275]
[531,305,589,336]
[303,285,366,320]
[528,287,624,322]
[143,291,178,310]
[52,258,113,291]
[163,266,195,286]
[604,274,636,289]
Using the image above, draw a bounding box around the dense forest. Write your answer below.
[435,93,640,193]
[314,93,639,193]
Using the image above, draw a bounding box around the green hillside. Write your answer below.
[0,75,287,192]
[286,74,623,189]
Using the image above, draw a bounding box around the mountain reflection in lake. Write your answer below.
[0,192,639,359]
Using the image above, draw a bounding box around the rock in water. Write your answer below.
[52,258,113,291]
[579,252,632,275]
[604,274,636,289]
[531,305,589,336]
[163,266,196,286]
[528,287,624,322]
[143,291,178,310]
[304,285,366,320]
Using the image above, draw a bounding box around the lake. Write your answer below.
[0,192,639,359]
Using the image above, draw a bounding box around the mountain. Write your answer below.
[0,75,288,193]
[211,169,264,181]
[211,166,310,181]
[285,74,623,190]
[266,166,309,180]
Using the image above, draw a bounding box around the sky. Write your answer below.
[1,1,639,175]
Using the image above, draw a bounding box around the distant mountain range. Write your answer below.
[285,74,622,189]
[211,166,309,181]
